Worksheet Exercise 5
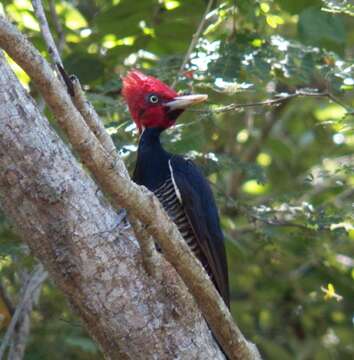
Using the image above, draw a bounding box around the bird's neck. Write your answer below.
[134,127,171,189]
[138,127,164,148]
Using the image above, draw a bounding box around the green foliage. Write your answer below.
[322,0,354,16]
[1,0,353,359]
[299,6,346,52]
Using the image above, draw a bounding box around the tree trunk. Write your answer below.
[0,52,224,359]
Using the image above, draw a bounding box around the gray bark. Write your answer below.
[0,18,260,360]
[0,53,223,359]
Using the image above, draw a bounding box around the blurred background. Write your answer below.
[0,0,353,359]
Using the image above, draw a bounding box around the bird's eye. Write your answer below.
[148,94,159,104]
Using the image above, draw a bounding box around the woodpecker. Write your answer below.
[122,70,229,307]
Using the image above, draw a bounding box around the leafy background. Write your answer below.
[0,0,353,359]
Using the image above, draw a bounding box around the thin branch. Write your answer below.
[7,270,40,360]
[31,0,63,67]
[172,0,214,88]
[31,0,64,112]
[129,216,162,279]
[69,72,159,278]
[227,211,317,234]
[0,17,261,360]
[247,213,315,232]
[48,0,65,54]
[31,2,112,154]
[193,90,354,115]
[7,310,31,360]
[69,74,158,278]
[31,1,126,178]
[207,89,353,195]
[213,181,321,233]
[0,265,47,359]
[35,2,158,279]
[70,75,121,163]
[32,0,221,313]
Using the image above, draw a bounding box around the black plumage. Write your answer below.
[133,127,229,307]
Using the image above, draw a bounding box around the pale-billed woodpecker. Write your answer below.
[122,70,230,308]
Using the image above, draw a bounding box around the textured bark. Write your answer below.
[0,19,261,360]
[0,53,224,359]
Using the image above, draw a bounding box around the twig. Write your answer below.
[31,0,63,67]
[31,0,64,112]
[31,2,126,176]
[70,75,120,161]
[7,270,39,360]
[129,216,162,279]
[213,181,324,233]
[32,0,73,101]
[0,265,47,359]
[68,70,158,278]
[32,2,107,151]
[32,0,109,149]
[247,213,314,231]
[206,89,353,195]
[49,0,65,54]
[69,73,158,278]
[172,0,214,88]
[192,90,354,115]
[0,17,261,360]
[7,309,31,360]
[35,3,157,278]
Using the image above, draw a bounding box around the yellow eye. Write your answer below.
[149,94,159,104]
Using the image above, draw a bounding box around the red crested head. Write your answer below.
[122,70,208,133]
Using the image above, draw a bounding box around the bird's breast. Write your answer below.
[154,177,209,271]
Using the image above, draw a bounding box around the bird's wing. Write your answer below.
[169,156,230,307]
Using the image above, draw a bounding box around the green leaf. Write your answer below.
[298,6,346,52]
[275,0,321,14]
[64,53,105,83]
[95,1,151,35]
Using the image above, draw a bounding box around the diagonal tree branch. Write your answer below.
[31,0,63,67]
[70,76,121,164]
[31,1,158,277]
[32,0,119,160]
[48,0,65,54]
[0,16,261,360]
[69,75,159,275]
[129,214,162,278]
[0,51,223,359]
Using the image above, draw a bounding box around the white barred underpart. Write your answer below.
[168,159,182,203]
[154,177,200,256]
